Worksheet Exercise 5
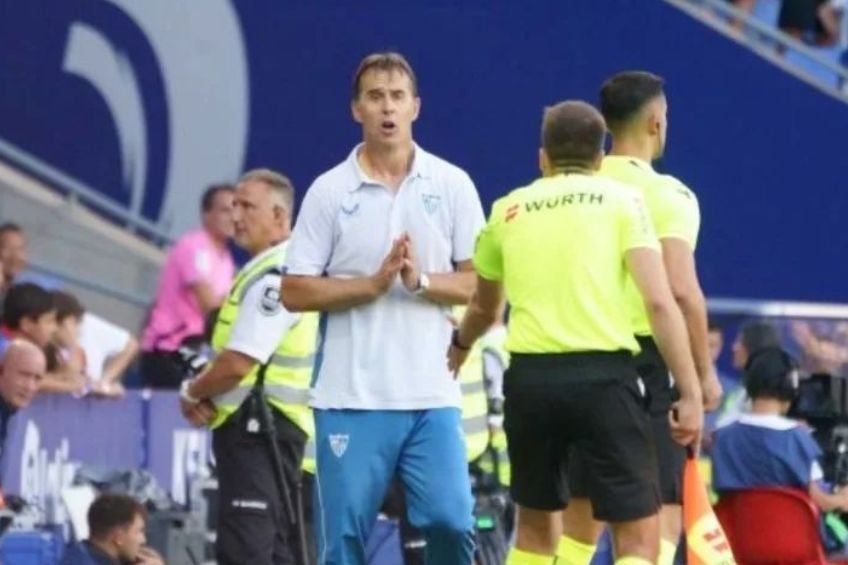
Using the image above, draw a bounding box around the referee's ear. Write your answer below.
[538,148,549,176]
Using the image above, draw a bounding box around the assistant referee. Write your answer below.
[561,71,720,565]
[449,101,702,565]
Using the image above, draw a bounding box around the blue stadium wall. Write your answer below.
[0,1,843,301]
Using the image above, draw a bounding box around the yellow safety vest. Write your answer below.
[458,338,491,463]
[209,246,318,473]
[475,328,511,486]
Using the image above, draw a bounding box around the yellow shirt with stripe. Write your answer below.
[473,172,659,354]
[600,155,701,337]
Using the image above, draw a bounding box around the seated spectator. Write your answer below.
[60,493,163,565]
[0,340,45,465]
[0,283,57,358]
[0,223,27,296]
[78,312,138,397]
[140,184,235,389]
[40,291,89,396]
[712,347,848,549]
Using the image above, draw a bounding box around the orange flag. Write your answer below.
[683,455,736,565]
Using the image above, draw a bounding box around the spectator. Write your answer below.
[140,184,236,388]
[78,313,137,397]
[0,283,57,358]
[712,348,848,551]
[0,223,27,295]
[0,340,45,464]
[779,0,832,44]
[715,319,783,427]
[60,493,164,565]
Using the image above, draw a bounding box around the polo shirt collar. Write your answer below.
[606,154,654,172]
[347,143,429,192]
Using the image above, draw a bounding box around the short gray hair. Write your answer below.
[239,168,295,212]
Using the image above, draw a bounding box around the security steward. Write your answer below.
[179,168,318,565]
[448,101,703,565]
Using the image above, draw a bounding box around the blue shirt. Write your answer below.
[712,413,823,492]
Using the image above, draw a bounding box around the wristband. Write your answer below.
[451,329,471,351]
[180,379,200,405]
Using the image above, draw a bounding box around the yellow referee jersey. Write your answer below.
[600,156,701,337]
[473,172,659,354]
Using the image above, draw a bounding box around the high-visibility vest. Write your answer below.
[475,327,511,486]
[458,338,490,463]
[209,245,318,473]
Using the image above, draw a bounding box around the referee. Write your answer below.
[449,101,702,565]
[560,71,720,565]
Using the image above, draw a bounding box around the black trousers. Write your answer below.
[139,350,184,389]
[213,406,309,565]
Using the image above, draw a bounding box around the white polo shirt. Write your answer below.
[284,144,485,410]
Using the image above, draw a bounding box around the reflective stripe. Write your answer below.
[216,383,310,407]
[462,414,488,434]
[271,354,315,369]
[461,380,485,395]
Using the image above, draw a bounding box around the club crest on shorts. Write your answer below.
[329,433,349,458]
[422,193,440,215]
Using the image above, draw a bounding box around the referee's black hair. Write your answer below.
[200,184,235,214]
[599,71,665,133]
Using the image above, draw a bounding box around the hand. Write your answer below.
[90,381,125,398]
[700,368,723,412]
[370,235,407,295]
[135,546,165,565]
[400,235,421,292]
[180,398,216,427]
[669,393,703,449]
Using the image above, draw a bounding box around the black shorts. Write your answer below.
[569,336,686,505]
[504,351,660,522]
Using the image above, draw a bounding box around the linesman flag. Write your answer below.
[683,454,736,565]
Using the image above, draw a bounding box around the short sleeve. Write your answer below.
[654,178,701,249]
[450,172,486,263]
[473,199,506,281]
[226,273,299,363]
[791,427,824,485]
[284,179,336,276]
[619,190,659,253]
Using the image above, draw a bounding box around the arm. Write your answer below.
[186,349,256,399]
[662,238,721,410]
[448,276,504,372]
[38,370,85,395]
[400,252,477,305]
[101,336,139,386]
[190,281,220,315]
[809,482,848,512]
[282,236,406,312]
[626,247,702,445]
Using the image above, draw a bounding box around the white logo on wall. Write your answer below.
[61,0,249,236]
[171,429,209,506]
[329,434,349,458]
[19,420,77,526]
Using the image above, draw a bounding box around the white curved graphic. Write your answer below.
[104,0,249,236]
[61,0,249,236]
[63,23,148,218]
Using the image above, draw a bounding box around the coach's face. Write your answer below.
[352,69,420,149]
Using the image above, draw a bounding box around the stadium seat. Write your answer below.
[715,487,848,565]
